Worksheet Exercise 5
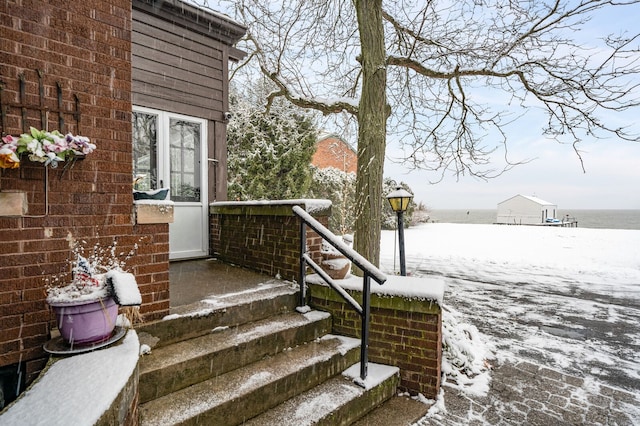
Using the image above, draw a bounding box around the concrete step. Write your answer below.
[352,394,429,426]
[139,334,362,426]
[136,280,298,349]
[244,363,400,426]
[139,310,332,403]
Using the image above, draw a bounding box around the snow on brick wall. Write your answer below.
[309,284,442,399]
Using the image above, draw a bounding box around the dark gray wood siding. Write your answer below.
[131,5,242,200]
[132,9,227,121]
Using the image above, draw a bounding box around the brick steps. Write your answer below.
[139,334,363,425]
[136,284,399,425]
[244,363,399,426]
[138,310,332,403]
[136,281,298,348]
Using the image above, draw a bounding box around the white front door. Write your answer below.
[133,107,209,260]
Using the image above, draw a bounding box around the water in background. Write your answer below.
[428,209,640,230]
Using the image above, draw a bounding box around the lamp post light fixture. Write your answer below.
[386,186,413,276]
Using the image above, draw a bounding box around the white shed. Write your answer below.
[496,195,558,225]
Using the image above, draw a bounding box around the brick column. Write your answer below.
[308,280,443,398]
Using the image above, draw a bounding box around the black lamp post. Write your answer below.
[386,186,413,276]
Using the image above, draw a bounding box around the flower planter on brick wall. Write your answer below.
[0,0,171,396]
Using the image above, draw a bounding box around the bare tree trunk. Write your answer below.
[230,1,640,268]
[353,0,387,268]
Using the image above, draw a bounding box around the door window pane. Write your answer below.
[169,119,201,202]
[132,112,158,191]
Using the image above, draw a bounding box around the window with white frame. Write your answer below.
[132,107,205,203]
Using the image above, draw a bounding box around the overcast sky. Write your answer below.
[385,136,640,210]
[384,111,640,210]
[206,0,640,210]
[383,4,640,211]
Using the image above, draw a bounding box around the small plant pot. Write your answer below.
[319,252,351,279]
[49,297,118,346]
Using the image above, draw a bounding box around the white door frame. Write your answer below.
[133,106,209,260]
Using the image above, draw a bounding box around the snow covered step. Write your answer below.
[244,363,400,426]
[138,335,361,426]
[136,281,298,349]
[139,310,332,403]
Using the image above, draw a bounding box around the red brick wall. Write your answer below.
[210,202,330,283]
[0,0,169,386]
[311,136,357,174]
[308,283,442,398]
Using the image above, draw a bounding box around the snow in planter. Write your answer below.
[45,239,142,306]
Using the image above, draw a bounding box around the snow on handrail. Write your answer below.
[293,205,387,382]
[292,205,386,285]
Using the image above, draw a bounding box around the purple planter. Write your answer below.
[50,297,118,346]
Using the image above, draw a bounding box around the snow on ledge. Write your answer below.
[343,362,399,390]
[0,328,139,426]
[133,199,174,205]
[302,310,331,322]
[210,198,332,214]
[306,274,445,305]
[320,334,360,356]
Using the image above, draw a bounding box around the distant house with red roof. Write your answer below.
[311,134,357,174]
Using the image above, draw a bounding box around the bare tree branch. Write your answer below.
[202,0,640,262]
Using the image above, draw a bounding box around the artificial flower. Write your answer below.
[0,146,20,169]
[0,127,94,169]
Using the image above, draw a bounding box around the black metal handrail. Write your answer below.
[292,205,386,382]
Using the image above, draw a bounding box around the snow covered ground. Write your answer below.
[379,223,640,397]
